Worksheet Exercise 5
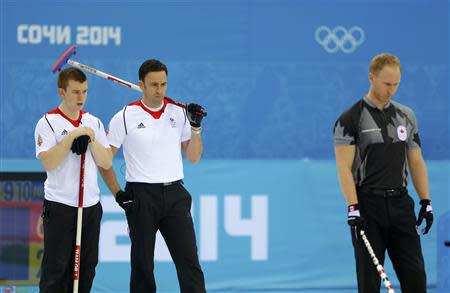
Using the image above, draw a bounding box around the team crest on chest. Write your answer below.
[169,117,177,128]
[397,125,407,141]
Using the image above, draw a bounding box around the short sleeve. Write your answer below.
[181,111,192,142]
[405,109,421,149]
[107,110,126,148]
[35,116,57,158]
[95,118,110,148]
[333,111,357,146]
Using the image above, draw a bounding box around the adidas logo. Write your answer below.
[61,129,68,135]
[137,122,146,129]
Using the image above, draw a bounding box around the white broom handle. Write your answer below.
[360,230,395,293]
[73,153,86,293]
[67,59,142,92]
[73,207,83,293]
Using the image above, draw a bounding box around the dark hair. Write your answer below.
[57,67,87,89]
[139,59,168,81]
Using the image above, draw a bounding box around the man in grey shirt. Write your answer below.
[333,53,433,293]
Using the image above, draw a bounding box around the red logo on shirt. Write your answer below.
[37,134,43,146]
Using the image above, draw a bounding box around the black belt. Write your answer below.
[358,187,407,198]
[148,179,183,187]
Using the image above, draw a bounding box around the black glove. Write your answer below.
[186,103,207,128]
[417,199,433,234]
[348,204,365,241]
[115,190,134,214]
[71,135,90,155]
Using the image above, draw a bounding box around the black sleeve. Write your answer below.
[333,109,358,146]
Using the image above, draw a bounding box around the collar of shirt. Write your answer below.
[363,96,392,110]
[138,98,168,119]
[48,108,84,127]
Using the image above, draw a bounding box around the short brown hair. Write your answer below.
[57,67,87,89]
[369,53,402,75]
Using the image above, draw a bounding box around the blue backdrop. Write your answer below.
[1,0,449,292]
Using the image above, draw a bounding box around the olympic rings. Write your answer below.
[315,26,365,53]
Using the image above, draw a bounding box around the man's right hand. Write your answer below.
[115,190,134,213]
[348,203,365,241]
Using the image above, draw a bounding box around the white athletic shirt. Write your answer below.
[107,97,191,183]
[34,108,109,207]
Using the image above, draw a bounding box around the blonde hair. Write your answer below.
[369,53,402,75]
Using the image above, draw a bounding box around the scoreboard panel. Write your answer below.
[0,172,46,286]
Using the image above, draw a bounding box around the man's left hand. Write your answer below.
[187,103,207,128]
[417,199,433,235]
[71,135,90,155]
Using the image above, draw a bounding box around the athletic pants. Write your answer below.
[352,187,427,293]
[39,200,102,293]
[125,181,206,293]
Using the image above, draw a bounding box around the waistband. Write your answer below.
[146,179,183,187]
[357,186,407,198]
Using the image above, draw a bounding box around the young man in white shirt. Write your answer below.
[101,59,207,293]
[35,67,112,293]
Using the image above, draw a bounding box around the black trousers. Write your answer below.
[352,188,427,293]
[39,200,102,293]
[125,181,206,293]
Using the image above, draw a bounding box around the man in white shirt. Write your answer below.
[35,67,112,293]
[100,59,207,293]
